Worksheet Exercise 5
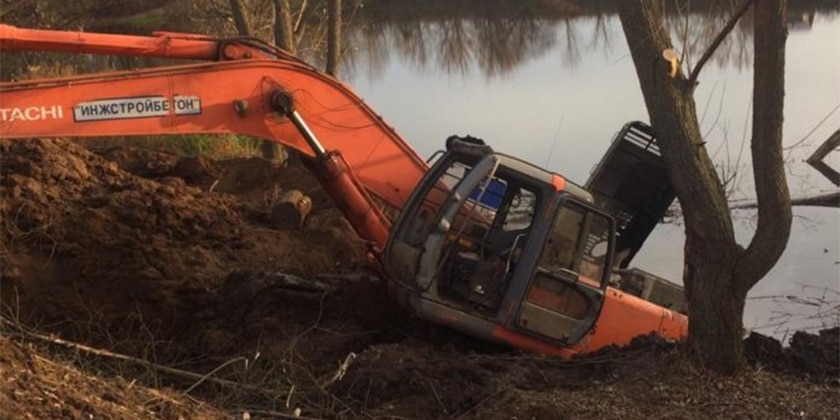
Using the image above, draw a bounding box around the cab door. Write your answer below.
[515,198,614,345]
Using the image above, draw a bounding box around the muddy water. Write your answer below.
[347,10,840,336]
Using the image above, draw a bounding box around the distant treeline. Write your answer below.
[3,0,836,33]
[361,0,840,19]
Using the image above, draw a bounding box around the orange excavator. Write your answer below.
[0,25,687,358]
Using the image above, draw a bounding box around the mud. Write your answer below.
[0,139,374,358]
[745,328,840,384]
[1,138,838,419]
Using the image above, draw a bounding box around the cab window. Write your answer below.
[539,201,611,284]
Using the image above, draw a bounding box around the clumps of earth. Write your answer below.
[745,328,839,383]
[1,138,838,419]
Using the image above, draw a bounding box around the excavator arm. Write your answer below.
[0,24,291,63]
[0,25,430,251]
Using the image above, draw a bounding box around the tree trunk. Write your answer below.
[230,0,284,161]
[261,140,284,161]
[271,189,312,229]
[273,0,295,54]
[618,1,788,374]
[734,0,791,292]
[266,0,296,160]
[326,0,342,76]
[620,0,791,373]
[228,0,253,37]
[684,241,745,373]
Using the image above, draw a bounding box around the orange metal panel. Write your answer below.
[579,287,688,352]
[492,286,687,358]
[551,174,566,191]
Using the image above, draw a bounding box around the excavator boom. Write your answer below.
[0,25,430,250]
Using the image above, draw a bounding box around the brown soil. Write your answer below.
[1,139,838,419]
[0,335,226,420]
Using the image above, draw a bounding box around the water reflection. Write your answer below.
[341,3,838,81]
[344,17,557,80]
[788,11,816,30]
[4,1,833,83]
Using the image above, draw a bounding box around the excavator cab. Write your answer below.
[386,138,617,350]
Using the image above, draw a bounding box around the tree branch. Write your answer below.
[735,0,791,294]
[228,0,254,37]
[618,0,737,251]
[0,317,284,396]
[731,191,840,209]
[293,0,310,33]
[806,129,840,186]
[686,0,754,89]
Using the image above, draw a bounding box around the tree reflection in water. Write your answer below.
[339,1,836,81]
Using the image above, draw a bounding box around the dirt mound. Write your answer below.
[0,336,225,419]
[745,327,840,383]
[0,139,370,359]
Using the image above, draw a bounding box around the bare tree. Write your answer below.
[325,0,341,76]
[273,0,296,53]
[226,0,285,161]
[228,0,254,37]
[618,0,791,373]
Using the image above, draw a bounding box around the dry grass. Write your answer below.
[77,134,264,159]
